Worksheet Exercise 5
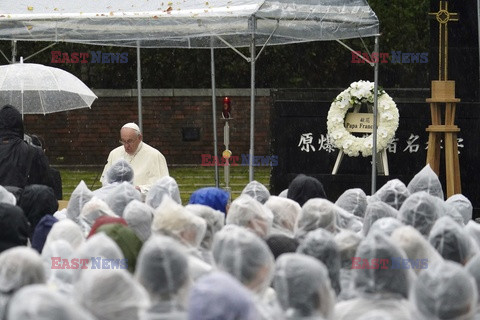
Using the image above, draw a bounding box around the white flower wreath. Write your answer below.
[327,80,399,157]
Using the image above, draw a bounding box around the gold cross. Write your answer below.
[429,1,459,80]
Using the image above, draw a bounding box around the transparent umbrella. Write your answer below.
[0,58,97,116]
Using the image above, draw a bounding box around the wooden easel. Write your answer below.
[426,1,461,197]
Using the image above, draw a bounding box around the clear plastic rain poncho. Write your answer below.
[465,254,480,309]
[411,260,477,320]
[226,194,273,239]
[105,159,134,184]
[369,179,410,210]
[145,176,182,209]
[295,198,340,240]
[43,219,85,252]
[368,217,404,237]
[264,196,301,237]
[334,230,364,301]
[465,220,480,252]
[135,235,190,317]
[397,191,441,237]
[390,226,443,274]
[428,216,476,265]
[212,225,282,320]
[241,180,271,204]
[78,197,118,236]
[287,174,327,207]
[105,181,142,217]
[41,239,76,294]
[442,201,465,226]
[0,185,16,205]
[274,253,335,320]
[446,194,473,224]
[296,228,341,295]
[185,204,225,264]
[335,206,363,234]
[123,199,155,242]
[67,180,94,221]
[334,232,414,320]
[188,271,259,320]
[74,268,150,320]
[362,201,398,236]
[335,188,367,218]
[0,247,45,319]
[407,164,444,199]
[7,284,95,320]
[75,232,124,266]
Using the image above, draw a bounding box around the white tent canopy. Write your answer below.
[0,0,380,190]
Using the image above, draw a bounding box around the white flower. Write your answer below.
[343,140,354,149]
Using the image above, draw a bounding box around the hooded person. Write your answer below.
[188,187,230,215]
[368,178,410,210]
[465,220,480,252]
[367,217,404,237]
[78,197,118,237]
[0,185,16,205]
[135,235,191,318]
[18,184,58,236]
[185,203,225,264]
[273,253,335,320]
[31,214,58,253]
[123,199,155,242]
[362,201,398,236]
[241,180,271,204]
[0,105,54,189]
[226,194,273,239]
[411,260,477,320]
[0,202,29,253]
[334,231,415,320]
[41,239,76,295]
[428,216,476,265]
[145,176,182,209]
[465,254,480,313]
[105,181,142,217]
[397,191,441,237]
[294,198,341,241]
[0,247,45,319]
[188,271,259,320]
[6,284,95,320]
[93,159,134,201]
[446,194,473,225]
[265,196,301,237]
[335,188,368,218]
[296,228,341,296]
[407,164,444,199]
[73,268,150,320]
[43,219,85,252]
[66,180,94,222]
[287,174,327,207]
[212,225,283,320]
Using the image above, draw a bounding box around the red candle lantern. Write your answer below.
[222,96,231,119]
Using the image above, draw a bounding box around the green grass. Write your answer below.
[59,165,271,203]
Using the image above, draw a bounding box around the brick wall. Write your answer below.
[22,88,272,166]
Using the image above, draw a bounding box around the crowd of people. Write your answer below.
[0,157,479,320]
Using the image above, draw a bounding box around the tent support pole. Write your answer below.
[210,45,219,188]
[11,40,17,63]
[136,41,143,132]
[249,16,256,182]
[371,35,380,195]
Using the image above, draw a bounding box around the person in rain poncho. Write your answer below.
[446,194,473,225]
[335,188,367,218]
[368,178,410,210]
[273,253,335,320]
[241,180,271,204]
[334,231,414,320]
[0,185,16,206]
[185,203,225,264]
[465,254,480,318]
[296,228,341,296]
[7,284,95,320]
[407,164,444,199]
[41,239,76,295]
[31,214,58,253]
[294,198,340,241]
[66,180,94,222]
[93,159,134,201]
[43,218,85,252]
[74,268,150,320]
[226,194,273,239]
[188,187,230,215]
[410,260,477,320]
[105,181,142,217]
[362,200,398,236]
[18,184,58,236]
[367,217,404,237]
[135,235,191,319]
[0,202,29,253]
[145,176,182,209]
[0,247,45,319]
[466,220,480,252]
[265,195,301,237]
[78,197,118,237]
[188,271,259,320]
[124,199,155,242]
[287,174,327,207]
[212,224,284,320]
[428,216,476,265]
[397,191,441,237]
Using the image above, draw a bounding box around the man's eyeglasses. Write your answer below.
[119,137,138,146]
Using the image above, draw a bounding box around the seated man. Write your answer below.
[100,122,169,198]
